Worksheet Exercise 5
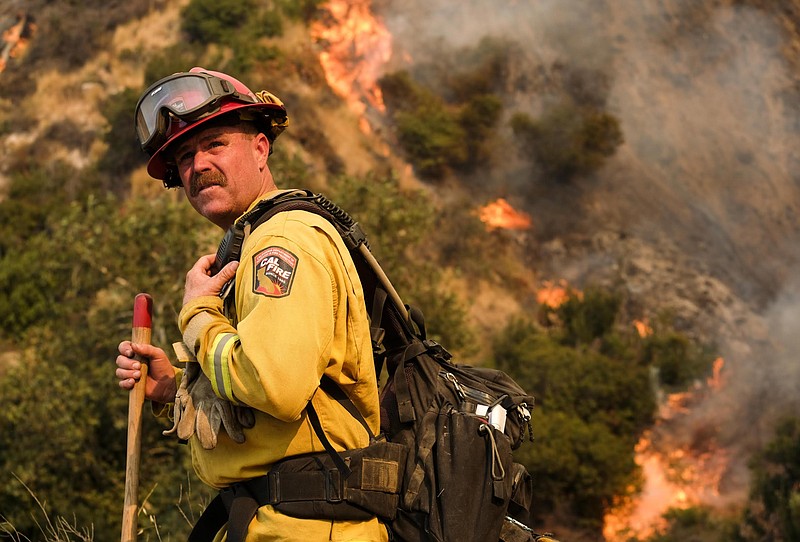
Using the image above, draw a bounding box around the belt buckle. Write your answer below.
[325,469,343,503]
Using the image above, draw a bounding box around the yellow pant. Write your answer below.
[213,505,390,542]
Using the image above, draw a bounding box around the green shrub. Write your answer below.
[143,44,207,84]
[0,193,217,539]
[431,194,501,277]
[380,72,468,178]
[647,506,737,542]
[562,65,612,110]
[269,151,317,191]
[514,410,640,525]
[442,37,513,102]
[0,162,89,258]
[493,317,655,525]
[228,41,282,75]
[380,70,503,179]
[45,119,96,154]
[247,8,284,38]
[280,116,345,176]
[511,102,623,182]
[641,331,713,389]
[182,0,283,49]
[182,0,256,45]
[458,94,503,169]
[275,0,325,21]
[736,416,800,541]
[494,318,655,440]
[22,1,150,70]
[554,287,622,346]
[379,71,429,113]
[394,106,467,178]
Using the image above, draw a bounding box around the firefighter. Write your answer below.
[115,67,386,542]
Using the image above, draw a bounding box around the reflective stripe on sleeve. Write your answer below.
[207,332,240,403]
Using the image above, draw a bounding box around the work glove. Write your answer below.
[163,355,255,449]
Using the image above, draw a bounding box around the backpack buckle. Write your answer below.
[266,471,281,505]
[325,469,344,503]
[423,339,452,361]
[342,223,367,250]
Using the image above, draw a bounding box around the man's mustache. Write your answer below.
[190,171,228,197]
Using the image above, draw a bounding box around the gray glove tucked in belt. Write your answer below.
[163,344,255,449]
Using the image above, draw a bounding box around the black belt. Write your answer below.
[188,469,358,542]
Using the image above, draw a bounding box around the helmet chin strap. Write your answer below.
[164,167,182,189]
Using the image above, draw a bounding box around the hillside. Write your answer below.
[361,5,800,531]
[1,0,799,540]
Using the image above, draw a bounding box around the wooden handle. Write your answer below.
[121,293,153,542]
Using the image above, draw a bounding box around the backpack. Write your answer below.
[212,189,554,542]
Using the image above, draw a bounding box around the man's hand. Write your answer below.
[183,253,239,305]
[116,341,177,405]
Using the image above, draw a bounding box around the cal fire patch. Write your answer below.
[252,246,298,298]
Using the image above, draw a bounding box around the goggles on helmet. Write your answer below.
[135,71,257,155]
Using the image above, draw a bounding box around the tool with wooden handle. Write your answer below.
[121,293,153,542]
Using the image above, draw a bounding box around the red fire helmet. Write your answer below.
[134,67,288,185]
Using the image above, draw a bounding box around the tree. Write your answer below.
[492,317,655,527]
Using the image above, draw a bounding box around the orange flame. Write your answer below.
[604,377,731,540]
[311,0,392,121]
[661,391,693,419]
[633,318,653,337]
[604,432,691,540]
[536,279,581,309]
[478,198,533,231]
[0,13,35,73]
[707,357,725,390]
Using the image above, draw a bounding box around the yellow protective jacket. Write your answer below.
[178,190,386,541]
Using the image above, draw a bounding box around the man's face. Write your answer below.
[172,123,271,229]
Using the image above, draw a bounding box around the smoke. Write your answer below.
[375,0,800,516]
[725,274,800,436]
[660,271,800,506]
[379,0,800,298]
[762,278,800,403]
[378,0,800,321]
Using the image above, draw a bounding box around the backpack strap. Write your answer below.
[319,375,375,441]
[305,374,377,479]
[408,305,427,340]
[305,398,353,478]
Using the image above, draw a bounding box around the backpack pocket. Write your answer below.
[435,407,515,542]
[439,368,534,449]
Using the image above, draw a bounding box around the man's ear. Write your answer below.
[254,132,270,170]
